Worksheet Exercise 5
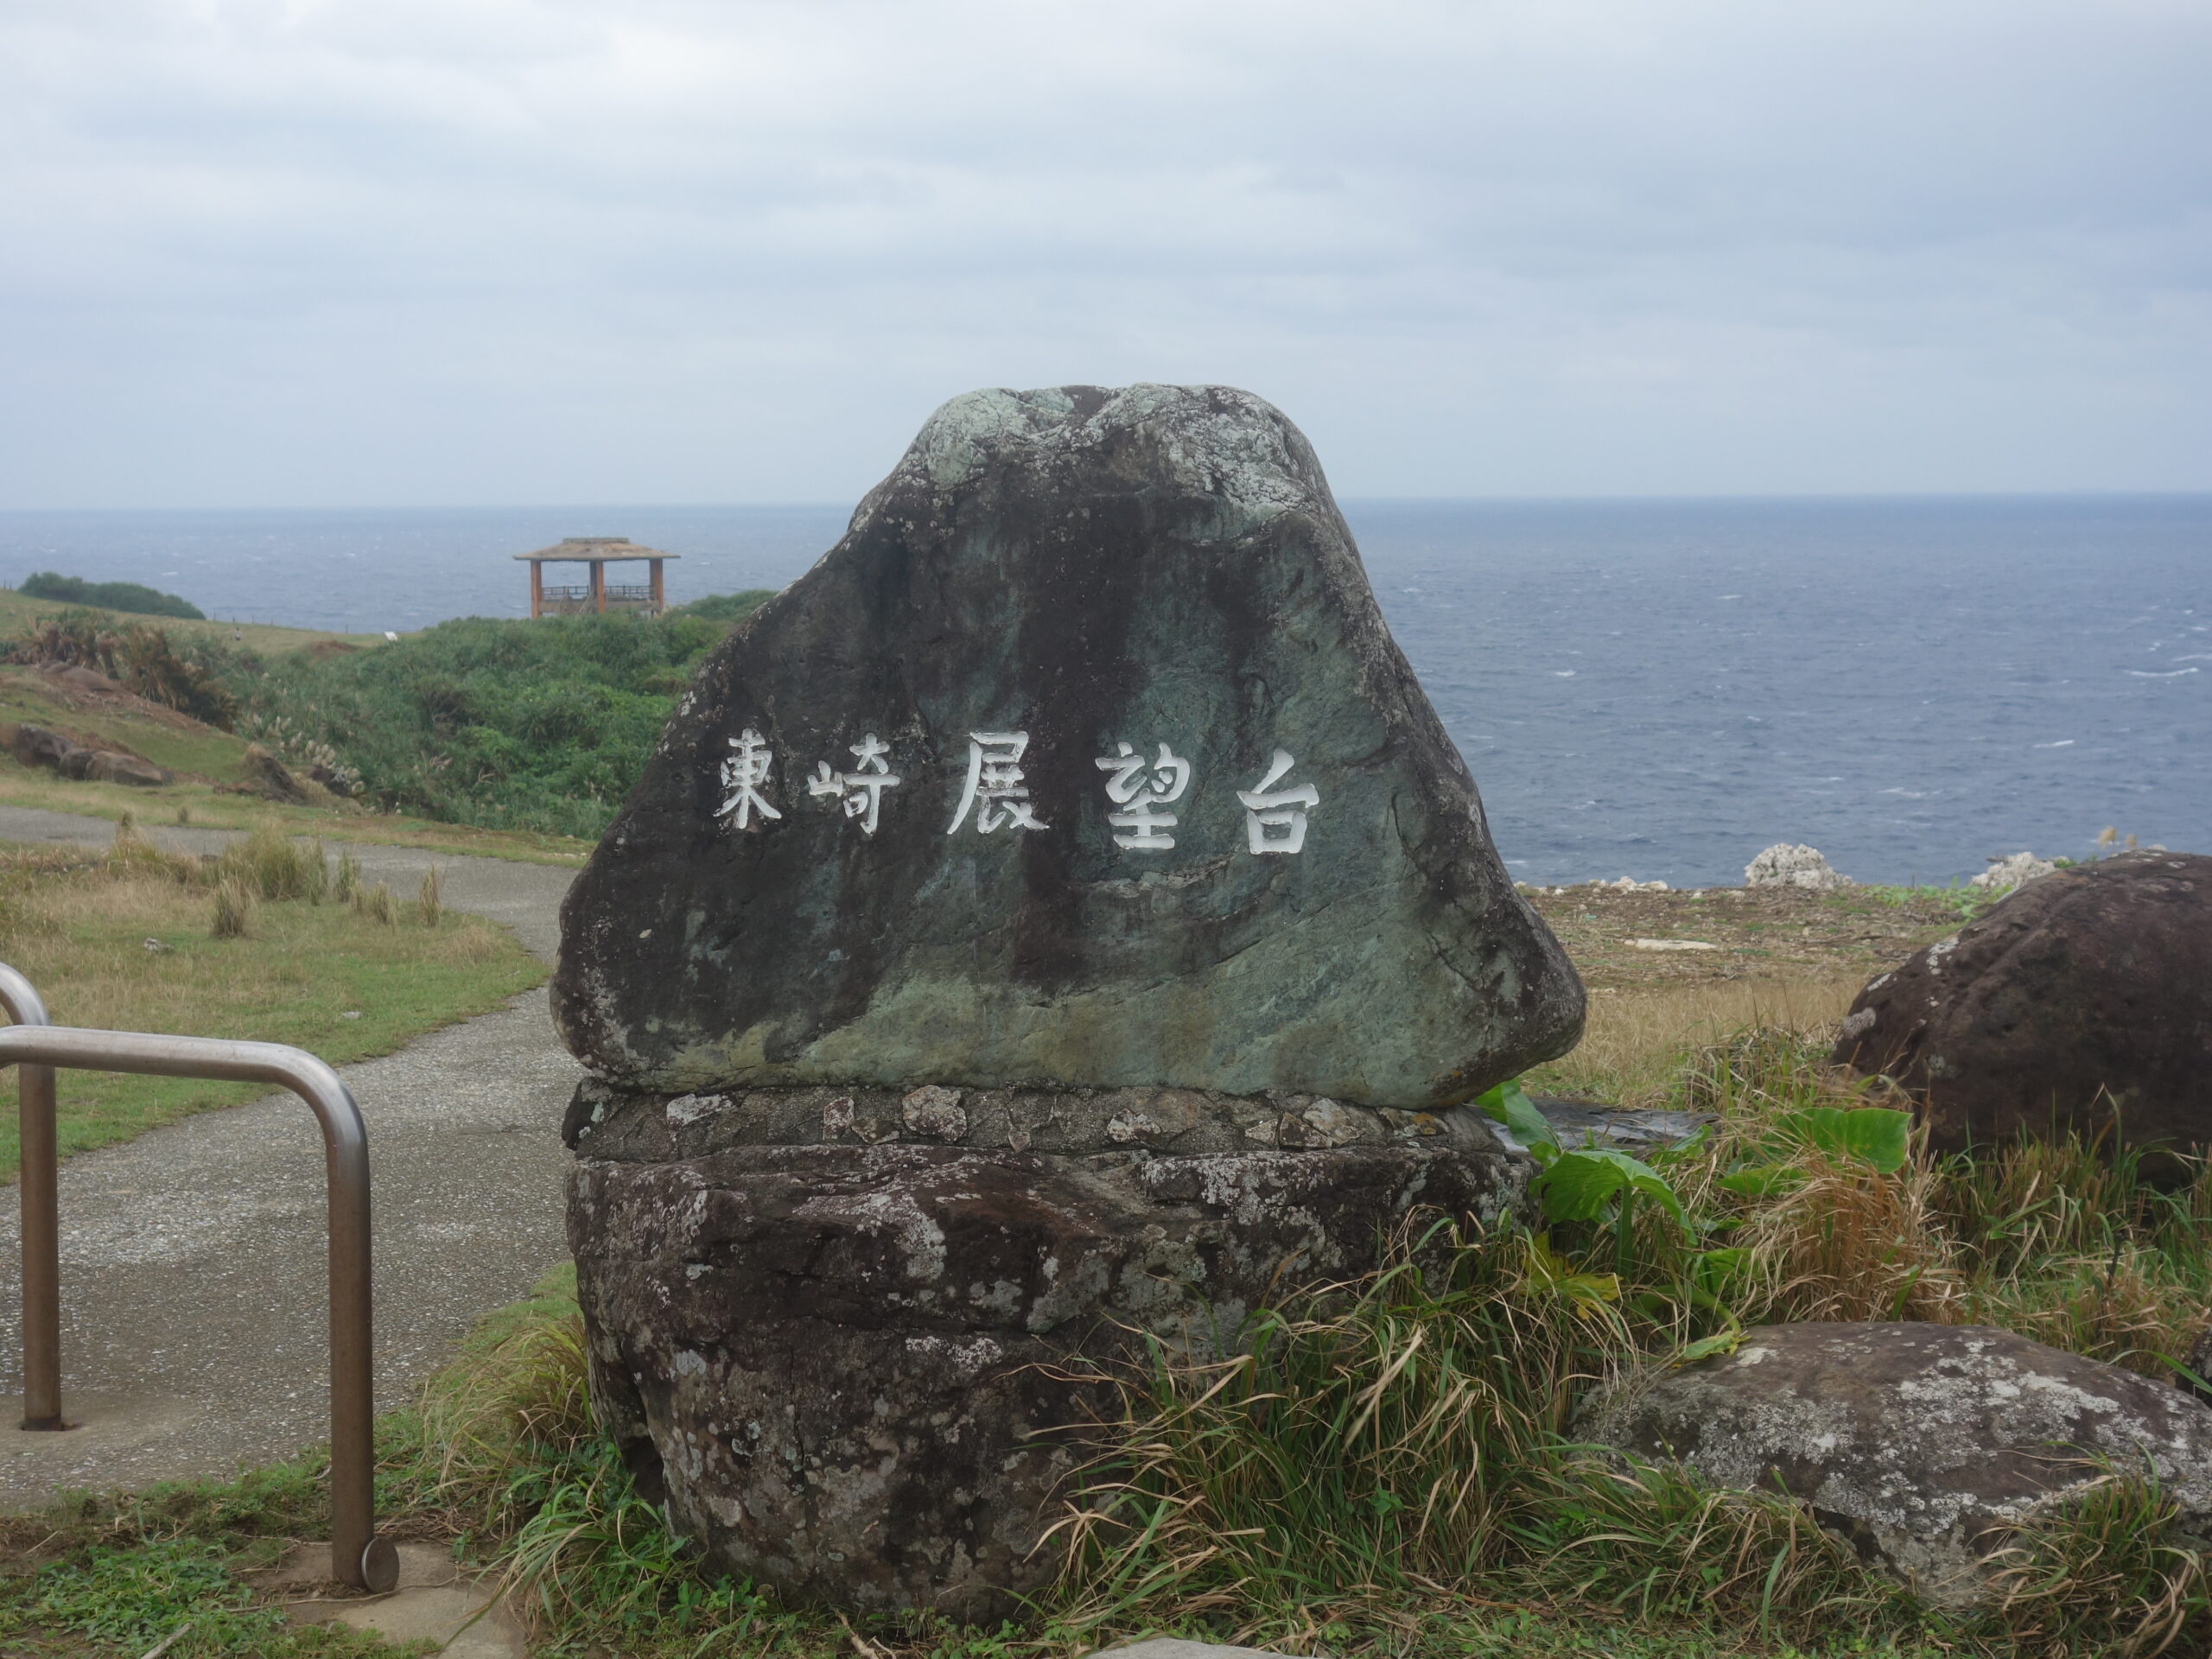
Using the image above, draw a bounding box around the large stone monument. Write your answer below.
[555,384,1584,1614]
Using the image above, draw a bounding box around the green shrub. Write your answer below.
[667,588,776,623]
[20,571,205,620]
[245,610,753,838]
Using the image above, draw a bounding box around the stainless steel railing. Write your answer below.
[1,970,395,1592]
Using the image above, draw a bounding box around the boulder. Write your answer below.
[569,1080,1524,1615]
[239,742,308,803]
[554,383,1583,1108]
[558,384,1568,1614]
[1832,852,2212,1156]
[10,723,86,773]
[84,751,172,787]
[1745,842,1851,891]
[1587,1321,2212,1607]
[1969,850,2056,892]
[42,663,124,694]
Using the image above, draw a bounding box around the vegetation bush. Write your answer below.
[241,597,773,838]
[20,571,206,620]
[6,607,240,728]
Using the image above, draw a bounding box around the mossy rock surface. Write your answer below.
[555,382,1583,1107]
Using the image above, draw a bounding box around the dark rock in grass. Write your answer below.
[238,742,308,803]
[10,723,86,774]
[553,383,1583,1109]
[1588,1321,2212,1607]
[83,752,172,787]
[569,1084,1528,1618]
[1831,852,2212,1159]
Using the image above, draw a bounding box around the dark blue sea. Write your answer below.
[0,497,2204,888]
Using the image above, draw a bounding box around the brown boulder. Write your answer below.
[1588,1321,2212,1606]
[10,723,86,773]
[1831,851,2212,1156]
[84,751,173,787]
[239,743,308,803]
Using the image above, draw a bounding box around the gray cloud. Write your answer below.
[2,0,2207,505]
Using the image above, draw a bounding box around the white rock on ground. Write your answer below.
[1968,850,2057,891]
[1744,842,1852,892]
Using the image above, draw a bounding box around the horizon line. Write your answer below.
[3,486,2211,517]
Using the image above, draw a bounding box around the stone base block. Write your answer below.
[566,1084,1526,1616]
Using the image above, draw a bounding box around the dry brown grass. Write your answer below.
[1531,974,1865,1103]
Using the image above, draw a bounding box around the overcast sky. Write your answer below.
[3,0,2208,509]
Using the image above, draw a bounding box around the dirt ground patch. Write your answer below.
[1521,880,1982,1104]
[1525,880,1976,991]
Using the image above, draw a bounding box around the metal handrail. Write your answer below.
[0,967,58,1434]
[1,1005,396,1592]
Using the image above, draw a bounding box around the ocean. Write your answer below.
[0,495,2204,889]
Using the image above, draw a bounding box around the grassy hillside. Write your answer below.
[0,591,779,856]
[0,586,382,658]
[243,596,774,839]
[0,661,595,865]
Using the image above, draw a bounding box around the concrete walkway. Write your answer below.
[0,805,581,1508]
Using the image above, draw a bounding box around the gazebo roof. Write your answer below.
[513,537,678,563]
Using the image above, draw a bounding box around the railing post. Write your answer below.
[0,1011,396,1593]
[0,965,60,1430]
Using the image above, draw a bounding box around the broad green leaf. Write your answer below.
[1477,1077,1558,1160]
[1675,1326,1745,1366]
[1537,1147,1688,1229]
[1717,1164,1803,1198]
[1774,1106,1911,1173]
[1519,1233,1620,1317]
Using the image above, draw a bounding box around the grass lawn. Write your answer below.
[0,833,547,1179]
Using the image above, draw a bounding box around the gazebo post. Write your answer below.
[529,561,543,619]
[591,561,606,614]
[650,558,664,615]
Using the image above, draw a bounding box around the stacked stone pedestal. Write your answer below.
[552,383,1583,1614]
[566,1083,1525,1615]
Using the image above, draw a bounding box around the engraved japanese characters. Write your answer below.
[720,728,1310,855]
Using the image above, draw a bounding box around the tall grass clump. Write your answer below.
[418,865,442,928]
[354,880,398,926]
[1051,1216,1913,1653]
[215,826,327,903]
[209,879,255,939]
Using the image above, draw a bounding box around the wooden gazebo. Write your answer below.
[515,537,678,618]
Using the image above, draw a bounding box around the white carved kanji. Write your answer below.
[947,731,1047,834]
[807,732,902,836]
[1236,748,1319,854]
[1095,741,1192,850]
[716,728,783,830]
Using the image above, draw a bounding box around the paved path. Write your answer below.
[0,805,581,1507]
